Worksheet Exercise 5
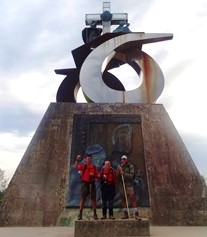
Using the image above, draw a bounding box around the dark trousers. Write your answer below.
[101,184,115,216]
[81,182,96,201]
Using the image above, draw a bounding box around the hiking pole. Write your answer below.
[121,174,130,218]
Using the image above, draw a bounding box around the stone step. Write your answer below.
[58,207,152,227]
[74,218,150,237]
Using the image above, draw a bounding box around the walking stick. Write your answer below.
[121,174,130,218]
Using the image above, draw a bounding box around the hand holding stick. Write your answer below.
[118,166,124,175]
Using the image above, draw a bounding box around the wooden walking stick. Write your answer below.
[121,174,130,218]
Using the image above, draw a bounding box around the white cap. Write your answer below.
[121,155,128,160]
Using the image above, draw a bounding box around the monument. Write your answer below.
[0,2,206,228]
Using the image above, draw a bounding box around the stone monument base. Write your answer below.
[74,219,150,237]
[1,103,206,226]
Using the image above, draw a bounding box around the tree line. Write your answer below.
[0,168,8,201]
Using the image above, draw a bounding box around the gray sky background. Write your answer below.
[0,0,207,181]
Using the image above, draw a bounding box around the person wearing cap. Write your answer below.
[74,154,100,220]
[99,160,117,220]
[117,155,139,219]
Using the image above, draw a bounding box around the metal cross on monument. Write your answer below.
[85,2,128,34]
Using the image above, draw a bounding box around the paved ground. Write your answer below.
[0,226,207,237]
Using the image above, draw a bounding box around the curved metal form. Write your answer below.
[55,32,173,103]
[56,69,80,102]
[80,33,164,103]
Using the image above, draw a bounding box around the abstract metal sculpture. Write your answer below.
[55,2,173,103]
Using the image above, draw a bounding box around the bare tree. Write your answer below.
[0,169,8,201]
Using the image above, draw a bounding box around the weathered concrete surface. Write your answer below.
[74,219,150,237]
[1,226,207,237]
[57,207,152,227]
[0,103,206,226]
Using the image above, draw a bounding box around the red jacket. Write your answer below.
[100,167,116,186]
[76,163,99,183]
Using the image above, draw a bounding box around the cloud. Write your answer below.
[0,103,41,136]
[0,0,207,181]
[180,132,207,178]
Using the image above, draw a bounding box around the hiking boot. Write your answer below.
[77,214,82,220]
[121,212,129,219]
[100,215,107,220]
[93,213,98,220]
[109,215,115,219]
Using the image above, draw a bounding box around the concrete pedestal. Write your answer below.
[1,103,206,226]
[74,219,150,237]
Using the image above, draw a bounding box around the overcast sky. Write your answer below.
[0,0,207,182]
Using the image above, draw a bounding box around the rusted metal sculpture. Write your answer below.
[55,2,173,103]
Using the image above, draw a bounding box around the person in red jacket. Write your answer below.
[99,160,117,219]
[74,154,100,220]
